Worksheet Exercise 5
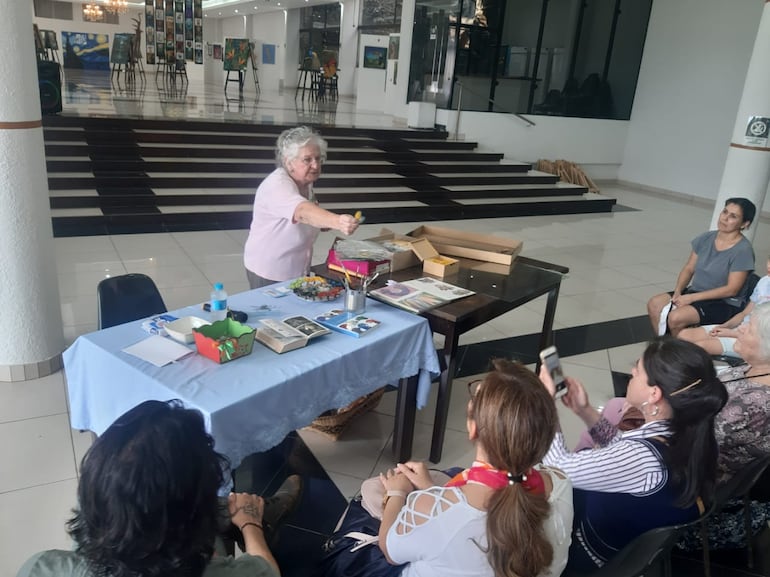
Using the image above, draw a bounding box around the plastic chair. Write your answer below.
[562,520,696,577]
[97,273,167,329]
[700,455,770,575]
[589,523,686,577]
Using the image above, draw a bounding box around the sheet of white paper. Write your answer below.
[122,335,194,367]
[658,301,674,336]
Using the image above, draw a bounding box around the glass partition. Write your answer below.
[410,0,652,120]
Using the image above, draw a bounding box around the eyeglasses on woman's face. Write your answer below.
[467,379,484,398]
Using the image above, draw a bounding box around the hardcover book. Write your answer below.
[368,277,474,313]
[254,316,330,353]
[315,309,381,338]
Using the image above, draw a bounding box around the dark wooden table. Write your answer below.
[319,255,568,463]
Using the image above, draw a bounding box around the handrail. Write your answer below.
[454,80,537,128]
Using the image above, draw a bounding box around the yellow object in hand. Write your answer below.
[354,210,365,223]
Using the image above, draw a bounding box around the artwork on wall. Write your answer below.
[363,45,387,70]
[62,32,110,70]
[223,38,250,71]
[388,35,399,60]
[212,43,223,60]
[184,0,193,60]
[262,43,275,65]
[43,30,58,51]
[145,0,155,64]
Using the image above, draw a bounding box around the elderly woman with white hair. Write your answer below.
[713,300,770,483]
[244,126,360,288]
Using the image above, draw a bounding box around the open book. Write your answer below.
[254,315,330,353]
[369,277,474,313]
[315,309,381,338]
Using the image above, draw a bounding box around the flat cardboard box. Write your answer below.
[407,225,523,267]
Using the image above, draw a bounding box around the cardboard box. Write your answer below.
[365,229,421,272]
[409,237,460,277]
[407,225,523,268]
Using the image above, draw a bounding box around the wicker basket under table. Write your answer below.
[307,387,385,440]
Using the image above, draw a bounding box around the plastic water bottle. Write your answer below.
[210,283,228,321]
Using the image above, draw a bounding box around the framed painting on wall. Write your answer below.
[363,45,386,70]
[262,43,276,65]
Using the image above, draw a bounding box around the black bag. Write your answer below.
[316,497,406,577]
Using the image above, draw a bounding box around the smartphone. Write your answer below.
[540,346,568,399]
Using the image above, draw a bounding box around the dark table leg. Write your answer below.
[392,374,418,462]
[537,284,562,371]
[429,328,459,463]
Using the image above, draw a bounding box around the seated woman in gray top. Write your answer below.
[647,197,755,336]
[16,400,281,577]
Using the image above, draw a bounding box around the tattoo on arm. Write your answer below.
[235,503,261,519]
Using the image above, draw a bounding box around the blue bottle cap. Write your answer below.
[214,282,224,290]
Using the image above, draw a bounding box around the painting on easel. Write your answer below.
[223,38,249,71]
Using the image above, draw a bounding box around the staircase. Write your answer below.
[43,116,616,237]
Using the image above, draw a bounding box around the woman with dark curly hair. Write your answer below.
[16,400,283,577]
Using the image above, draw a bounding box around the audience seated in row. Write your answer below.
[17,333,768,576]
[577,303,770,551]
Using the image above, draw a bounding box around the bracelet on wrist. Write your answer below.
[382,490,407,508]
[239,521,263,532]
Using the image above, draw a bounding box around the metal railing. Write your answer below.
[453,80,536,141]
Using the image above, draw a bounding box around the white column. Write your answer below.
[710,1,770,243]
[338,0,358,97]
[0,2,64,381]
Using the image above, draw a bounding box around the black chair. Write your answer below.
[97,273,167,329]
[700,455,770,575]
[589,523,686,577]
[561,521,695,577]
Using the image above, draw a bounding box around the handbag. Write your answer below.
[316,497,406,577]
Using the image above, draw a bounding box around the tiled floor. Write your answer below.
[3,72,770,576]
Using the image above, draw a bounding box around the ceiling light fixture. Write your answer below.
[83,4,103,21]
[102,0,128,15]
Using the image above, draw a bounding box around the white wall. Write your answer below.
[356,34,388,112]
[250,11,287,93]
[440,110,627,178]
[620,0,765,202]
[338,0,358,96]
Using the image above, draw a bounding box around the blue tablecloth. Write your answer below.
[64,285,440,468]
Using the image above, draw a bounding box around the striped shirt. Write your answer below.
[543,420,670,494]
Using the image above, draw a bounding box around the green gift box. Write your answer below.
[193,318,255,363]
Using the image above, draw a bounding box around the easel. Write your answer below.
[248,42,260,95]
[224,68,244,92]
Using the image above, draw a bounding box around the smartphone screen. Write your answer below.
[540,347,567,398]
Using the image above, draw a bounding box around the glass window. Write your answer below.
[299,3,341,64]
[414,0,652,120]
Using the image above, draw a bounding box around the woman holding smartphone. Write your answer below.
[538,337,728,572]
